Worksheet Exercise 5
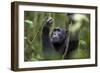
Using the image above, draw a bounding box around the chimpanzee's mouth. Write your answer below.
[51,37,60,43]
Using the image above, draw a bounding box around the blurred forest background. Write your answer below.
[24,11,90,61]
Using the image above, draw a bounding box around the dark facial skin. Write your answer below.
[51,28,66,43]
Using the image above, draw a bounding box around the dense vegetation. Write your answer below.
[24,11,90,61]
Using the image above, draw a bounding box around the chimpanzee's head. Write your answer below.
[51,27,66,43]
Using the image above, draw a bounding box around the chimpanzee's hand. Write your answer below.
[45,17,53,27]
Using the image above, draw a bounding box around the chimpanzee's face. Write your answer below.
[51,27,66,43]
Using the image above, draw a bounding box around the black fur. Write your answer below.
[42,17,79,59]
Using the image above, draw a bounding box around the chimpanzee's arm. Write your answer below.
[42,17,53,49]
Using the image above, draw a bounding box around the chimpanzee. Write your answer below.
[42,17,79,60]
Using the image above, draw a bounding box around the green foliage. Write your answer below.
[24,11,90,61]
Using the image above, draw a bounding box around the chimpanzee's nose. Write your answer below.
[53,33,57,36]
